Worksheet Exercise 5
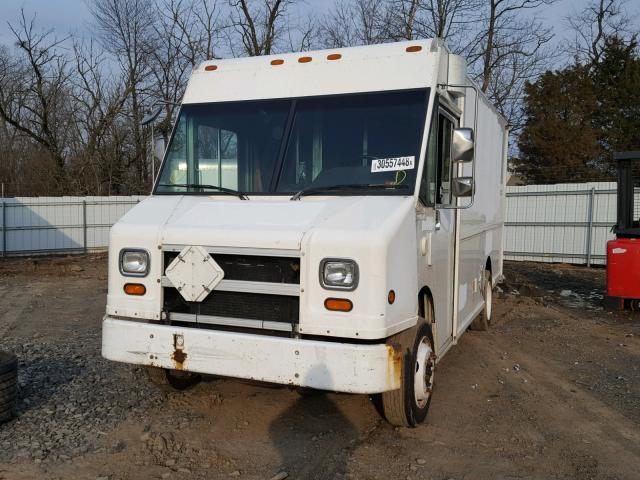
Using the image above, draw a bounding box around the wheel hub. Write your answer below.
[485,280,493,319]
[414,337,435,408]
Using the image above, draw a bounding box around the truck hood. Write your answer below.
[114,194,415,251]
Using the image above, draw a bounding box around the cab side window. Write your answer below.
[437,114,454,205]
[420,108,455,206]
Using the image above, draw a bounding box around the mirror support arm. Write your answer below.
[437,83,479,210]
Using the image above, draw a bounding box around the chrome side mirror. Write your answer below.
[452,177,473,197]
[452,128,474,162]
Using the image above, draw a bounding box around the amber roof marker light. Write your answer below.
[327,53,342,61]
[298,56,312,63]
[271,59,284,65]
[406,45,422,53]
[204,65,218,71]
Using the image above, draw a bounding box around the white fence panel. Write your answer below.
[0,185,621,264]
[505,182,617,265]
[0,196,146,256]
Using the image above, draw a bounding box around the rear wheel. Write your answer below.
[470,271,492,331]
[144,366,201,391]
[380,300,436,427]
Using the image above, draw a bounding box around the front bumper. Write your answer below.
[102,317,401,394]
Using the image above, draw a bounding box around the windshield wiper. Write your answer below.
[157,183,248,200]
[291,183,410,201]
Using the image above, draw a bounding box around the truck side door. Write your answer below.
[417,102,457,355]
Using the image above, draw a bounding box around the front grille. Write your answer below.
[163,249,300,327]
[165,288,299,323]
[164,252,300,284]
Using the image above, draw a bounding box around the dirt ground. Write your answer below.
[0,255,639,480]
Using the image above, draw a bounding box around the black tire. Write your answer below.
[0,374,17,389]
[0,352,17,376]
[0,385,18,402]
[470,271,492,331]
[144,366,201,391]
[380,301,436,427]
[0,370,17,385]
[0,351,18,425]
[0,408,12,424]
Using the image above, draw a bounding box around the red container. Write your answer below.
[607,238,640,299]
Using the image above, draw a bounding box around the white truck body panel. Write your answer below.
[456,93,507,334]
[103,317,400,393]
[183,41,440,104]
[102,39,507,394]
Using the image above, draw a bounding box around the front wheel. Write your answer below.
[380,321,436,427]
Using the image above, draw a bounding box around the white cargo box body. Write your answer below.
[102,39,507,404]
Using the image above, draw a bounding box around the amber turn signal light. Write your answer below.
[324,298,353,312]
[124,283,146,296]
[388,290,396,304]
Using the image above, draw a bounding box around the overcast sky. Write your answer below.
[0,0,638,64]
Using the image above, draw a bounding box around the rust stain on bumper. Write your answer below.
[385,344,403,388]
[171,348,187,370]
[172,333,187,370]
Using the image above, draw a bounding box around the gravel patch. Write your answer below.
[0,332,163,464]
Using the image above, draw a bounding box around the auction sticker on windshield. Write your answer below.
[371,156,415,173]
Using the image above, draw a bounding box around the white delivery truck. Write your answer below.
[102,38,508,427]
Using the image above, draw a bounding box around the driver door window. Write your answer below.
[437,113,454,205]
[420,106,456,206]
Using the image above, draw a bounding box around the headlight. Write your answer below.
[119,249,150,277]
[320,258,359,291]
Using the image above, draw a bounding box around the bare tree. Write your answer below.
[320,0,481,53]
[320,0,390,48]
[568,0,637,67]
[89,0,155,188]
[426,0,478,39]
[228,0,293,56]
[149,4,193,141]
[69,41,132,194]
[164,0,222,65]
[0,10,74,191]
[285,16,317,52]
[462,0,556,130]
[385,0,481,43]
[386,0,421,40]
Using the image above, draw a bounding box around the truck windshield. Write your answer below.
[155,89,429,195]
